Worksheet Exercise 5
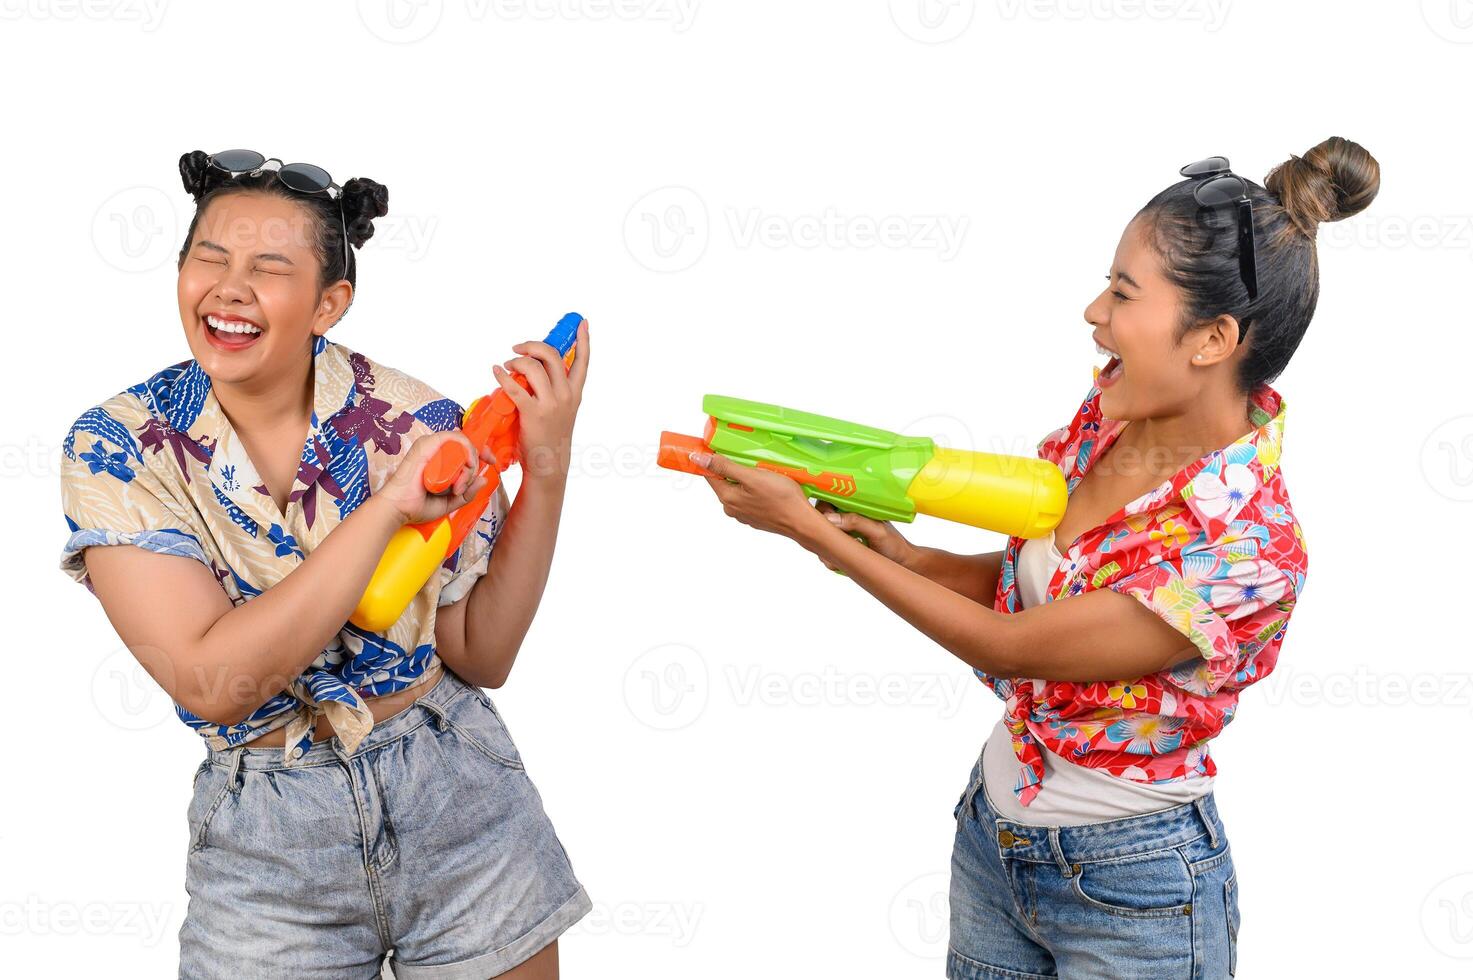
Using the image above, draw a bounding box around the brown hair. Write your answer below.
[1262,137,1380,244]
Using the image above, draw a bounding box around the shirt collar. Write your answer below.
[1043,376,1287,544]
[173,335,358,530]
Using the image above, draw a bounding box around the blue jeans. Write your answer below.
[948,753,1240,979]
[178,666,591,979]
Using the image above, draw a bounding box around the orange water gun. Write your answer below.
[349,312,584,631]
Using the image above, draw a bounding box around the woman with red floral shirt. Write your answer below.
[689,137,1378,977]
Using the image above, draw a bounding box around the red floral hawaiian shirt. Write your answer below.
[981,373,1308,806]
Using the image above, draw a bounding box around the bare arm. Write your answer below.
[907,547,1004,605]
[800,515,1194,681]
[434,318,591,690]
[435,472,568,689]
[699,456,1197,683]
[83,493,407,726]
[82,429,488,726]
[812,501,1003,604]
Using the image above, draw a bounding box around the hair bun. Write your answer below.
[178,150,216,201]
[340,177,390,249]
[1264,137,1380,239]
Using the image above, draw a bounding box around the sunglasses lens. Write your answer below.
[1195,174,1246,207]
[211,149,265,173]
[278,163,332,193]
[1180,156,1231,178]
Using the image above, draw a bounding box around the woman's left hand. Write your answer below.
[492,318,591,482]
[690,450,827,542]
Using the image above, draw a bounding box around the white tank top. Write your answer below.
[981,530,1214,825]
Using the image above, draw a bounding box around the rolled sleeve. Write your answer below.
[59,417,209,593]
[1107,546,1297,696]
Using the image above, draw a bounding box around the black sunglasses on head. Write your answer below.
[1180,156,1258,302]
[205,149,351,274]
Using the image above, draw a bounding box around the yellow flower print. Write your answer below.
[1127,503,1184,534]
[1107,682,1148,708]
[1150,518,1191,549]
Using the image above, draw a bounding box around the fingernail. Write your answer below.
[826,513,842,524]
[689,450,711,468]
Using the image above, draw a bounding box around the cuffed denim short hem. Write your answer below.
[179,666,590,979]
[389,884,593,980]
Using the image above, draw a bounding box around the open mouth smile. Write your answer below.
[202,313,264,352]
[1094,340,1123,388]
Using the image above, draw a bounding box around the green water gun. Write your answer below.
[659,395,1066,538]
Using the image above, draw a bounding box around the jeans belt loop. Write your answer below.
[226,746,245,794]
[1048,828,1074,876]
[421,696,450,733]
[1194,796,1221,850]
[963,765,985,820]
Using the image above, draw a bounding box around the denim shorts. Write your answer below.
[948,752,1240,979]
[178,666,591,979]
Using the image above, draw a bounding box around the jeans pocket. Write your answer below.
[188,772,234,853]
[1069,848,1195,918]
[446,691,525,771]
[1224,870,1240,975]
[191,758,210,790]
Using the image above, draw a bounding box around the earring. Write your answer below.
[1194,354,1202,360]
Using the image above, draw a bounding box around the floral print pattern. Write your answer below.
[979,375,1307,806]
[59,335,508,765]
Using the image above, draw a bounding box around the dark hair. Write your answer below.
[175,150,389,297]
[1136,137,1379,393]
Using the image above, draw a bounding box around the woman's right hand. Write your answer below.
[377,431,492,526]
[814,501,919,571]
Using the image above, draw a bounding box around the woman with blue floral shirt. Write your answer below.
[59,150,591,979]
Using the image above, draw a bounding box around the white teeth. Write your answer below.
[206,315,262,335]
[1095,342,1119,359]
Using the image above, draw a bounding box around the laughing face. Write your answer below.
[176,191,351,386]
[1083,215,1244,422]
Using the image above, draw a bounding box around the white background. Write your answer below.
[4,1,1471,976]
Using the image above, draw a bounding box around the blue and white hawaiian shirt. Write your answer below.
[59,334,507,764]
